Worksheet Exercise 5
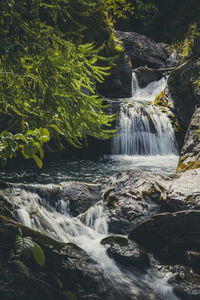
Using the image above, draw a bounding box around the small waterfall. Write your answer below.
[2,183,178,300]
[132,73,168,102]
[112,73,177,156]
[112,103,177,155]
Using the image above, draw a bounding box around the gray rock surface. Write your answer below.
[129,210,200,263]
[101,235,149,267]
[176,107,200,173]
[115,30,168,69]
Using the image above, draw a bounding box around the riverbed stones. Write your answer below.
[101,235,149,268]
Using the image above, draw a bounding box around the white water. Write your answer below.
[1,72,180,299]
[112,72,178,156]
[112,103,177,155]
[4,184,179,299]
[131,72,167,102]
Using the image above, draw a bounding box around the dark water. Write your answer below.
[0,154,179,184]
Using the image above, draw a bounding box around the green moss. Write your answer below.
[154,90,168,107]
[168,114,181,132]
[106,192,116,209]
[176,159,200,173]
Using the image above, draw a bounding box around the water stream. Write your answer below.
[1,72,180,299]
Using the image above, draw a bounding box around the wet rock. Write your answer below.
[102,169,167,234]
[159,264,200,300]
[10,182,101,217]
[176,107,200,173]
[186,251,200,275]
[163,59,200,151]
[115,30,168,69]
[129,210,200,263]
[97,53,132,98]
[0,215,106,300]
[133,67,164,88]
[101,235,149,268]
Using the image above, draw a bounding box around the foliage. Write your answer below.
[0,0,116,167]
[15,230,45,267]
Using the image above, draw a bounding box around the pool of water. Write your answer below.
[0,154,179,184]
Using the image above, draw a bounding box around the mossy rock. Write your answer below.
[154,90,168,107]
[176,159,200,173]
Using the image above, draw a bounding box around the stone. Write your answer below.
[176,107,200,173]
[115,30,168,69]
[186,251,200,275]
[129,210,200,263]
[97,52,132,98]
[101,235,149,268]
[133,67,164,88]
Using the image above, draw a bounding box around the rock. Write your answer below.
[133,67,164,88]
[102,168,200,235]
[158,264,200,300]
[102,169,167,234]
[186,251,200,275]
[115,30,168,69]
[129,210,200,263]
[0,215,107,300]
[97,52,132,98]
[162,59,200,151]
[101,235,149,268]
[162,169,200,212]
[9,182,101,217]
[176,107,200,173]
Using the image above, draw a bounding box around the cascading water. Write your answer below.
[2,184,179,300]
[112,103,177,155]
[112,72,177,156]
[0,71,180,299]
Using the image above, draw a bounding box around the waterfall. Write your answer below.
[112,73,177,156]
[132,73,168,102]
[3,183,178,300]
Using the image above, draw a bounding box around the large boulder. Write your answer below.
[115,30,168,69]
[101,235,149,268]
[102,169,167,234]
[129,210,200,263]
[133,67,164,88]
[97,52,132,98]
[102,168,200,235]
[176,107,200,173]
[162,59,200,151]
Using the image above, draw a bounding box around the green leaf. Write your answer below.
[15,235,34,255]
[32,242,45,267]
[60,290,78,300]
[35,142,44,159]
[49,124,64,135]
[32,154,43,168]
[39,128,50,138]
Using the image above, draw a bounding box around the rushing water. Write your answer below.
[0,72,180,299]
[2,183,179,299]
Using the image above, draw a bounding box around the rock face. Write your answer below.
[102,168,200,234]
[97,53,132,98]
[102,169,168,234]
[115,30,168,69]
[163,59,200,151]
[129,210,200,263]
[176,107,200,173]
[133,67,164,88]
[101,235,149,268]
